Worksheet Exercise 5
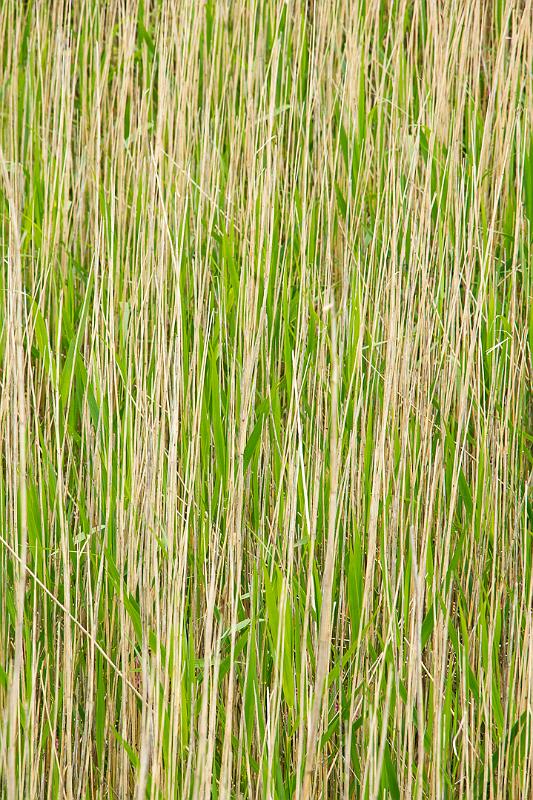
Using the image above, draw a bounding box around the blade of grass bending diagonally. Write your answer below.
[0,532,143,704]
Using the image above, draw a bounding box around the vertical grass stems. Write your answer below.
[0,0,531,797]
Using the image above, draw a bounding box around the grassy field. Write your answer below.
[0,1,532,798]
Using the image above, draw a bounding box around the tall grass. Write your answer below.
[0,1,531,797]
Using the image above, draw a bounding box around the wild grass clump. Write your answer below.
[0,1,531,798]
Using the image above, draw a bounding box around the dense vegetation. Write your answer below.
[0,1,531,797]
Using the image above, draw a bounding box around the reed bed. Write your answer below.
[0,1,531,797]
